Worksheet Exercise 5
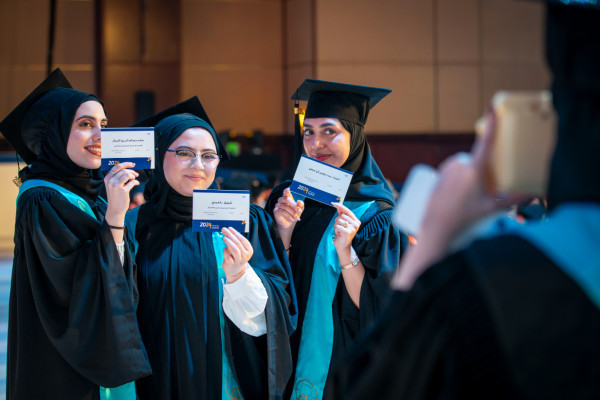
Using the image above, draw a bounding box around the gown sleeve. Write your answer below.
[346,202,405,327]
[223,265,268,336]
[14,187,150,387]
[226,204,298,400]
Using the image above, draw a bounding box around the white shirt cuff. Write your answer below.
[115,240,125,266]
[222,265,268,337]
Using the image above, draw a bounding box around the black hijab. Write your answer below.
[144,113,228,221]
[545,4,600,209]
[18,88,105,201]
[293,90,396,206]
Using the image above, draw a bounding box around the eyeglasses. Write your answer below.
[166,149,222,170]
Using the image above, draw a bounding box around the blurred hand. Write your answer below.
[419,112,526,243]
[273,188,304,232]
[129,192,146,210]
[392,111,528,290]
[221,227,254,283]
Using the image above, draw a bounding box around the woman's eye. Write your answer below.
[303,129,313,136]
[80,121,92,128]
[325,128,336,135]
[203,153,218,160]
[177,150,195,158]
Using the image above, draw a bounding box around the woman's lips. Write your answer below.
[85,145,101,157]
[314,154,331,162]
[185,175,205,182]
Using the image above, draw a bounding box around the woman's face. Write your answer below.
[302,117,351,168]
[66,101,107,169]
[163,127,218,196]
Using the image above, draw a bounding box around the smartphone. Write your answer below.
[478,91,557,196]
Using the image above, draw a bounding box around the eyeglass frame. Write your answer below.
[165,148,222,170]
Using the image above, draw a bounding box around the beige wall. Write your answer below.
[180,0,286,135]
[102,0,181,126]
[1,0,549,135]
[0,0,96,123]
[297,0,550,134]
[0,162,19,256]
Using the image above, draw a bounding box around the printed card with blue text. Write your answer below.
[192,190,250,233]
[101,127,155,170]
[290,155,353,205]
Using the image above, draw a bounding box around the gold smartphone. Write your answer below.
[476,91,557,196]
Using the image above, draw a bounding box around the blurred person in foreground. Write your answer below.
[330,3,600,399]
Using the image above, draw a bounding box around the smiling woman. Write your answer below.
[65,101,107,169]
[0,69,150,399]
[125,96,297,400]
[301,118,351,168]
[162,127,219,196]
[265,79,407,400]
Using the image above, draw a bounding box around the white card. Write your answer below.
[101,128,155,170]
[392,164,439,236]
[289,155,353,205]
[192,190,250,233]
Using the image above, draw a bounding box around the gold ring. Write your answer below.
[109,171,117,175]
[344,221,348,227]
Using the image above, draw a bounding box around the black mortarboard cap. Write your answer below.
[133,96,230,162]
[291,79,392,126]
[133,96,214,129]
[0,68,72,164]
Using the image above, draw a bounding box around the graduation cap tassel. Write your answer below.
[13,152,22,187]
[292,100,304,166]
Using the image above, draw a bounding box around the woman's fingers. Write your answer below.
[332,203,360,229]
[122,179,140,192]
[283,187,295,201]
[222,227,253,262]
[228,228,253,254]
[331,202,355,218]
[472,110,497,169]
[222,248,235,265]
[105,167,139,188]
[109,162,137,175]
[222,236,241,259]
[337,213,359,227]
[275,199,301,221]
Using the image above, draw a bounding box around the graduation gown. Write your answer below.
[126,202,296,400]
[268,183,404,399]
[329,234,600,400]
[8,185,151,400]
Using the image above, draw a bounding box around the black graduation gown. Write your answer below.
[329,234,600,399]
[127,203,296,400]
[8,186,151,400]
[267,183,404,399]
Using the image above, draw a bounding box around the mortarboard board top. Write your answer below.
[0,68,72,164]
[133,96,214,129]
[292,79,392,109]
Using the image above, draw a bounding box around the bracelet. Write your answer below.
[108,224,125,230]
[226,263,248,281]
[341,254,360,271]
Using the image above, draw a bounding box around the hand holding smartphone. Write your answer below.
[394,91,554,246]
